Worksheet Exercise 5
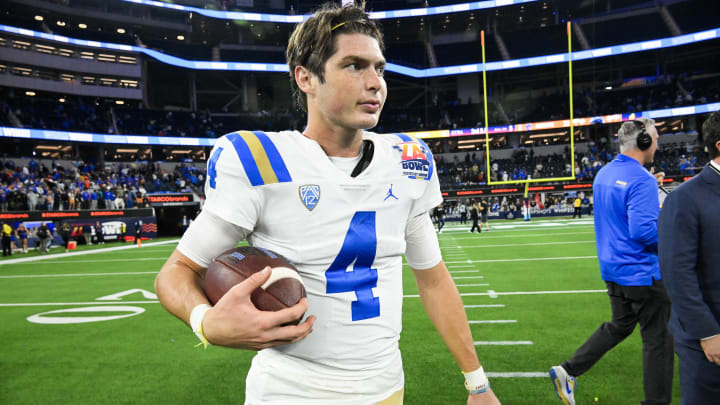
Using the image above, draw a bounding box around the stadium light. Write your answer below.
[117,28,126,34]
[1,23,716,77]
[78,23,87,29]
[56,21,66,27]
[119,0,541,22]
[34,15,43,21]
[25,91,36,96]
[176,35,184,40]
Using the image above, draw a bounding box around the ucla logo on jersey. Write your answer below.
[397,141,431,180]
[299,184,321,211]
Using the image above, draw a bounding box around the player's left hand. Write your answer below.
[468,389,501,405]
[700,335,720,366]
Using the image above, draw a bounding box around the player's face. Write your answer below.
[315,33,387,130]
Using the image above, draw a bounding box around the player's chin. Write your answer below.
[353,112,381,129]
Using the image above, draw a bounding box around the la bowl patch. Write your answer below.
[397,141,431,179]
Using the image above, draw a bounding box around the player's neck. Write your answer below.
[303,115,364,158]
[622,149,649,166]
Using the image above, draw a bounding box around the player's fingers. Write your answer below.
[262,315,315,343]
[262,297,309,326]
[227,267,272,299]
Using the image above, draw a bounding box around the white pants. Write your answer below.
[245,350,404,405]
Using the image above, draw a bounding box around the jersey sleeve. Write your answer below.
[404,213,442,270]
[202,135,262,231]
[409,157,443,218]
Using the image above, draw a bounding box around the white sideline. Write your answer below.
[0,239,180,266]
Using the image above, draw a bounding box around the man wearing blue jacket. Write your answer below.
[659,110,720,404]
[551,118,673,405]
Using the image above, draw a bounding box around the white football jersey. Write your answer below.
[203,130,441,377]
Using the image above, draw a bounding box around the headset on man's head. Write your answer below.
[631,120,653,151]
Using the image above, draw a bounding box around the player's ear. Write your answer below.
[294,65,316,97]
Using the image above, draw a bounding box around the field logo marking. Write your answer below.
[26,306,145,324]
[96,289,158,301]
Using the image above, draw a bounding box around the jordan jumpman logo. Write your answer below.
[384,184,399,201]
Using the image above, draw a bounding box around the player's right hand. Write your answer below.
[202,267,315,350]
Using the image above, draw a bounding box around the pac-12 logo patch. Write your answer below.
[299,184,320,211]
[397,141,431,179]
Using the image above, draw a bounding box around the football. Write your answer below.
[204,246,307,318]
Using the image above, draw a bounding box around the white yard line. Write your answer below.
[449,270,479,273]
[0,271,159,279]
[5,258,167,265]
[451,289,608,298]
[455,283,490,287]
[0,301,159,307]
[442,240,595,249]
[0,289,607,306]
[0,239,180,266]
[464,304,505,308]
[487,372,547,378]
[445,256,597,264]
[452,276,485,279]
[468,320,517,324]
[474,341,533,345]
[447,231,594,239]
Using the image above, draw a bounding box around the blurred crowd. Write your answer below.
[0,158,205,212]
[3,75,718,138]
[435,137,709,189]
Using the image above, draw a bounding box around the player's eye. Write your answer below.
[376,66,385,77]
[345,63,359,71]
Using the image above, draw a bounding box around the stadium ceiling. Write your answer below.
[120,0,542,22]
[1,23,717,78]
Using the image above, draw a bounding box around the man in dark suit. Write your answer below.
[659,110,720,404]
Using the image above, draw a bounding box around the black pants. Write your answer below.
[437,217,445,231]
[573,207,582,218]
[562,279,673,405]
[470,219,480,233]
[460,213,467,224]
[2,236,10,256]
[675,340,720,405]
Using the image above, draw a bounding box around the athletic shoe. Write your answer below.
[549,365,576,405]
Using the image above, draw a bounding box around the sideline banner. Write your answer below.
[0,208,154,221]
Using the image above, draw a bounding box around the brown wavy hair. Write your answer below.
[286,1,384,112]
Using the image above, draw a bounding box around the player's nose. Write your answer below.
[364,69,382,92]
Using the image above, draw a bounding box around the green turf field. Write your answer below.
[0,217,682,404]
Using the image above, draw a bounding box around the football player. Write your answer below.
[155,3,501,404]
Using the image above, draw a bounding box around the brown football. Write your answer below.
[204,246,306,320]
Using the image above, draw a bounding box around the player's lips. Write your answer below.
[358,100,381,113]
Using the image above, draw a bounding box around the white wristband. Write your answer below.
[463,366,490,394]
[189,304,212,346]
